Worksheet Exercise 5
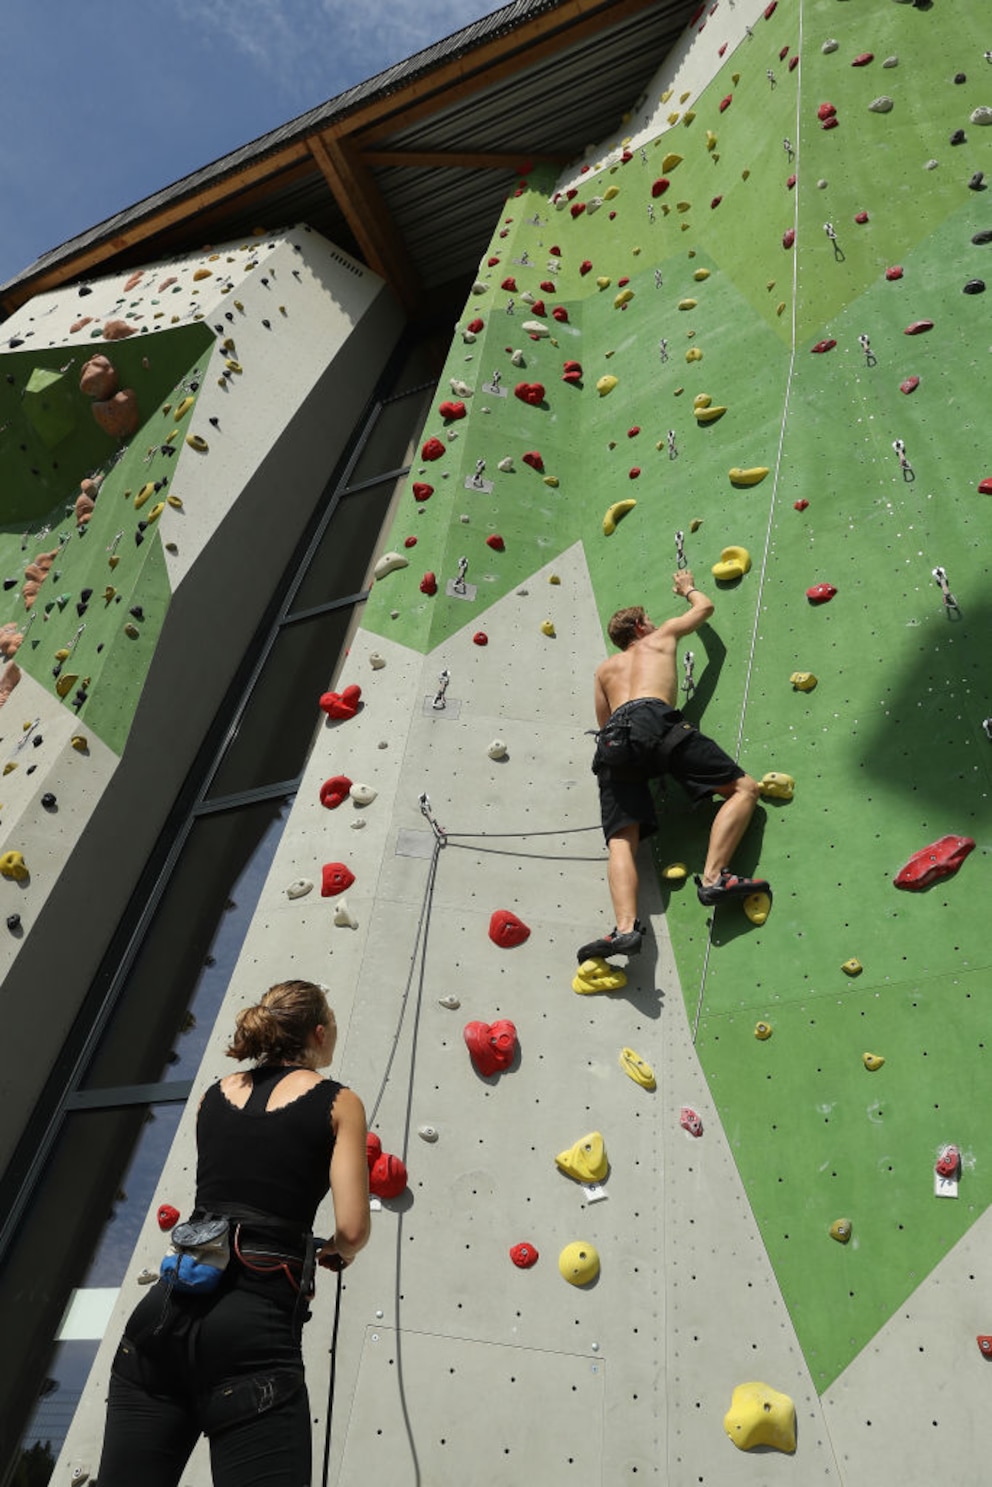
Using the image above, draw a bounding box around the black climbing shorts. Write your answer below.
[594,697,745,842]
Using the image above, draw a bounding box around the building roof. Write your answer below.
[0,0,692,323]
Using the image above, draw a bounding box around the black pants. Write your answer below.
[96,1277,311,1487]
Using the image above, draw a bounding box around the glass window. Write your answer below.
[344,383,434,488]
[288,482,395,616]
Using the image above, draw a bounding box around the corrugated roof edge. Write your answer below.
[0,0,562,297]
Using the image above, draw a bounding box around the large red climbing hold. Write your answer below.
[438,400,466,421]
[514,382,545,406]
[893,835,975,891]
[904,320,934,335]
[935,1145,960,1179]
[552,306,569,323]
[817,102,836,122]
[412,482,433,502]
[763,0,777,16]
[158,1204,180,1231]
[500,277,518,293]
[367,1135,408,1199]
[530,300,547,318]
[977,1336,992,1359]
[651,178,671,198]
[579,259,592,275]
[421,436,445,461]
[466,318,484,334]
[464,1019,518,1077]
[420,572,437,596]
[570,201,586,218]
[473,631,488,646]
[562,361,583,384]
[486,534,505,551]
[806,582,837,604]
[979,478,992,494]
[510,1242,539,1269]
[522,450,545,472]
[489,909,531,948]
[680,1106,704,1137]
[321,862,355,897]
[319,775,353,809]
[811,339,837,353]
[319,684,362,720]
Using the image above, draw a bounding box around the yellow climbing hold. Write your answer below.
[572,957,627,995]
[192,268,212,281]
[679,90,690,104]
[842,958,864,977]
[173,396,195,421]
[724,1382,796,1454]
[543,475,560,488]
[777,302,786,317]
[54,648,70,662]
[731,71,740,85]
[186,434,209,451]
[541,619,556,638]
[596,375,618,397]
[712,545,751,582]
[134,482,155,509]
[744,892,772,925]
[103,587,116,604]
[548,573,561,585]
[603,499,636,535]
[754,1021,773,1041]
[596,276,612,290]
[693,267,710,281]
[706,131,717,151]
[759,771,795,801]
[662,862,688,881]
[741,168,750,181]
[55,673,78,699]
[661,152,683,172]
[661,88,673,103]
[124,623,140,640]
[790,672,817,691]
[225,360,243,374]
[729,466,769,487]
[559,1242,600,1287]
[863,1052,885,1071]
[678,298,697,311]
[555,1132,609,1184]
[682,109,696,125]
[830,1218,853,1244]
[1,763,15,776]
[685,347,703,363]
[167,494,184,509]
[147,502,165,523]
[603,185,619,200]
[676,202,691,214]
[668,112,681,126]
[0,851,28,881]
[614,288,634,309]
[689,518,703,532]
[694,401,727,424]
[619,1047,656,1090]
[71,735,88,751]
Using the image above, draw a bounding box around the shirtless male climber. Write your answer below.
[577,569,770,963]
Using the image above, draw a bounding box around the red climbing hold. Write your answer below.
[763,0,777,16]
[319,684,362,720]
[570,202,586,218]
[510,1242,539,1269]
[651,178,671,198]
[158,1204,180,1231]
[319,775,353,809]
[817,102,836,122]
[500,277,518,293]
[629,468,641,479]
[421,436,445,461]
[540,280,555,293]
[806,582,837,604]
[522,450,545,472]
[899,376,920,395]
[466,318,484,334]
[789,55,799,71]
[782,229,796,249]
[562,362,583,385]
[473,631,488,646]
[794,499,810,511]
[680,1106,704,1137]
[904,320,934,335]
[487,256,500,267]
[979,478,992,494]
[552,306,569,322]
[885,266,904,280]
[489,909,531,949]
[486,534,505,551]
[420,572,437,596]
[978,1336,992,1359]
[579,259,592,275]
[811,339,837,353]
[412,482,433,502]
[786,173,796,190]
[321,862,355,897]
[851,52,874,67]
[464,1019,518,1076]
[530,300,547,318]
[627,426,640,438]
[935,1145,960,1179]
[438,400,466,421]
[549,245,561,256]
[779,44,789,61]
[893,835,975,891]
[404,536,418,548]
[710,195,723,209]
[854,211,869,225]
[514,382,545,406]
[719,94,733,112]
[367,1136,408,1199]
[718,41,727,56]
[822,116,839,131]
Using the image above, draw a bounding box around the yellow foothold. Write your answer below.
[693,393,711,410]
[541,619,556,637]
[662,862,688,882]
[661,152,683,172]
[754,1021,773,1041]
[678,298,697,310]
[724,1382,796,1454]
[572,957,627,995]
[108,554,120,569]
[830,1218,853,1244]
[668,112,681,126]
[186,434,209,452]
[192,268,212,281]
[134,482,155,509]
[693,267,710,281]
[0,851,28,881]
[173,396,195,420]
[842,958,864,977]
[71,735,88,752]
[596,374,618,397]
[54,648,70,662]
[596,276,612,290]
[167,494,184,509]
[543,475,560,488]
[712,545,751,582]
[603,499,637,535]
[165,430,179,444]
[124,623,140,640]
[777,302,786,316]
[2,763,15,776]
[55,672,78,698]
[689,518,703,533]
[682,109,695,124]
[685,347,703,363]
[613,288,634,309]
[759,771,794,801]
[741,168,750,181]
[679,90,690,104]
[790,672,817,691]
[555,1131,609,1184]
[558,1241,600,1287]
[729,466,769,487]
[147,502,165,523]
[863,1052,885,1071]
[731,72,740,85]
[661,88,673,102]
[706,131,717,151]
[744,892,772,926]
[225,360,243,374]
[676,202,691,214]
[619,1047,656,1090]
[103,587,116,604]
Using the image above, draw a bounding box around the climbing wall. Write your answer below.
[58,1,992,1483]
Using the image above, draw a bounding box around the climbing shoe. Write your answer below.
[576,920,645,963]
[696,870,771,907]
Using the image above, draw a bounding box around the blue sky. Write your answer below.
[0,0,507,290]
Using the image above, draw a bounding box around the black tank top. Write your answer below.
[195,1066,343,1228]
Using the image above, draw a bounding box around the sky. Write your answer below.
[0,0,509,290]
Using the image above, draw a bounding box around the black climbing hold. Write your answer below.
[32,735,42,747]
[78,285,92,296]
[209,416,219,427]
[5,375,13,385]
[225,312,234,321]
[52,665,62,678]
[261,277,269,287]
[135,532,144,546]
[7,914,21,932]
[214,325,224,334]
[8,337,23,348]
[26,765,35,775]
[96,643,104,654]
[41,793,56,810]
[81,588,92,603]
[954,72,967,84]
[137,519,148,532]
[969,172,985,191]
[75,602,87,617]
[3,579,15,591]
[154,480,165,492]
[190,381,199,392]
[963,278,986,294]
[951,129,967,145]
[972,229,992,244]
[129,606,144,622]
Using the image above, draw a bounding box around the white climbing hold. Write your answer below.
[418,1124,439,1142]
[373,551,409,580]
[460,513,470,523]
[488,739,509,760]
[450,379,473,397]
[971,107,992,125]
[471,282,488,294]
[369,652,386,669]
[925,159,939,170]
[818,179,828,189]
[350,782,377,806]
[286,879,313,899]
[869,96,894,113]
[462,330,477,343]
[520,290,536,305]
[586,196,604,214]
[350,819,367,830]
[498,457,514,472]
[333,899,359,929]
[438,994,461,1009]
[521,320,550,338]
[822,38,839,53]
[882,55,898,68]
[137,1268,159,1285]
